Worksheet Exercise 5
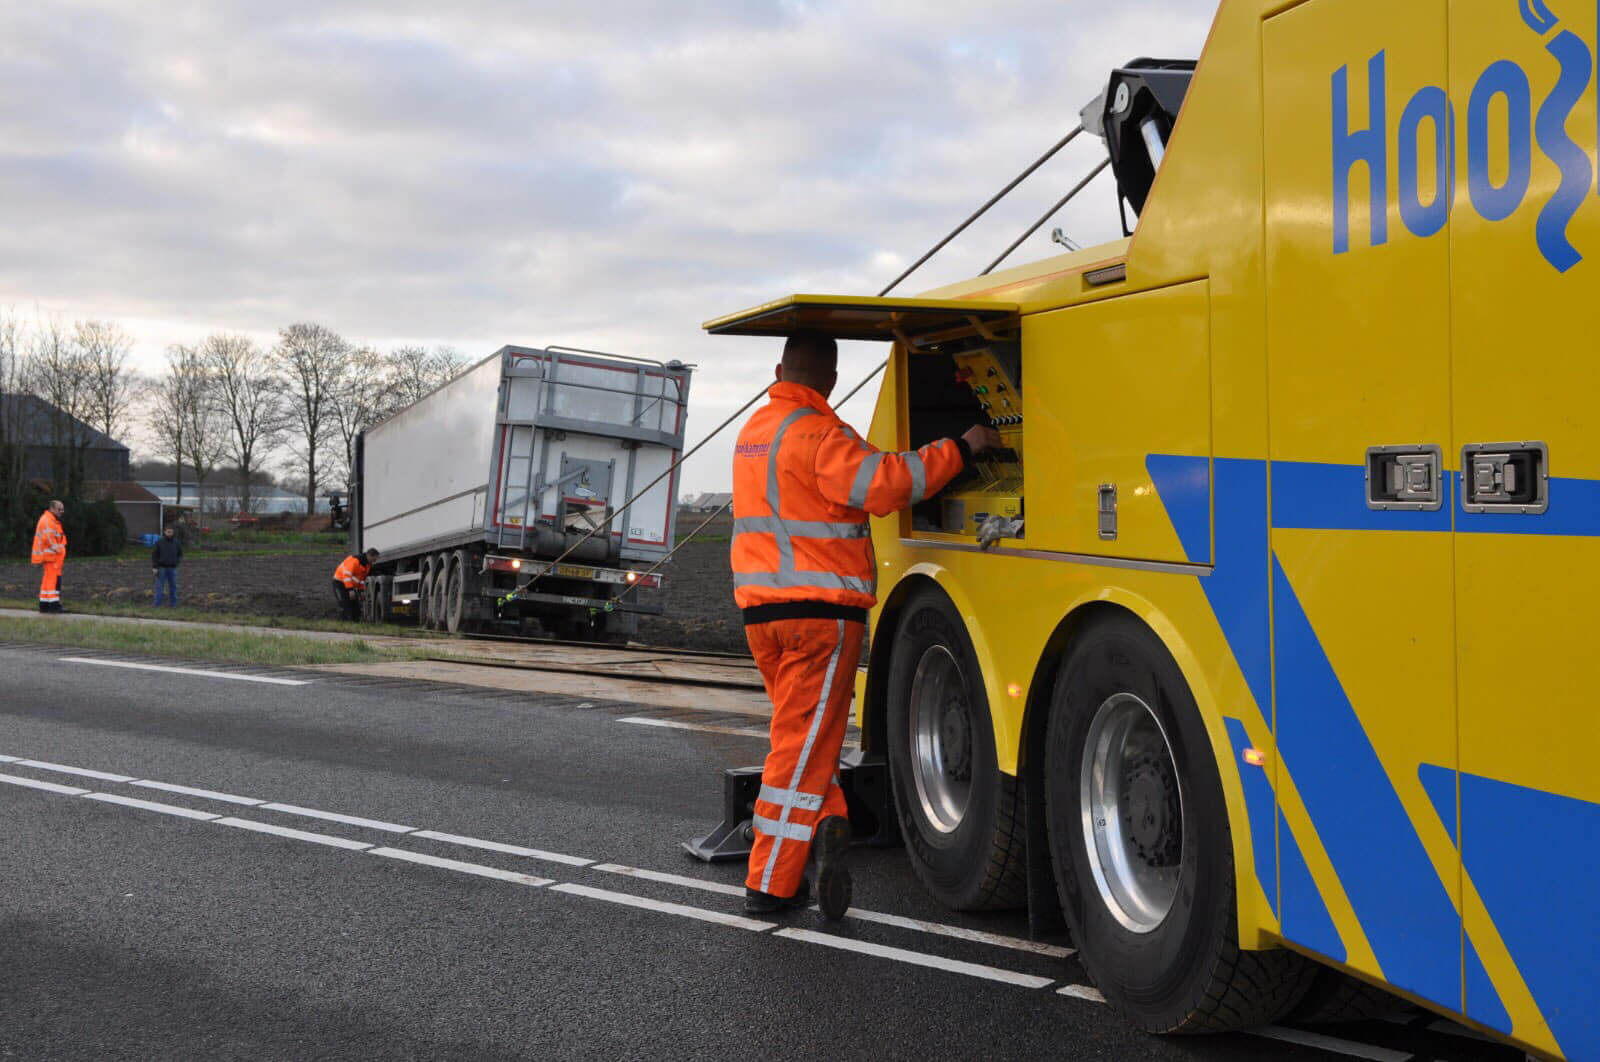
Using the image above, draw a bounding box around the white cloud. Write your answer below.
[0,0,1218,491]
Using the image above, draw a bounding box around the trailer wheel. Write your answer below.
[429,552,450,630]
[445,550,467,634]
[1044,613,1314,1033]
[417,559,435,629]
[886,587,1026,911]
[369,575,389,625]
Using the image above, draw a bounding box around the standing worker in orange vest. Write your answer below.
[31,499,67,613]
[332,548,380,622]
[732,329,1000,918]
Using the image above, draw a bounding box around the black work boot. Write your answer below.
[812,816,852,921]
[744,877,810,915]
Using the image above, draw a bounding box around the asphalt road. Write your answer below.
[0,642,1527,1061]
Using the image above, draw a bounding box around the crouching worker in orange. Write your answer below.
[332,548,380,622]
[732,329,1000,918]
[32,499,67,613]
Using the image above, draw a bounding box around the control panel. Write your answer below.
[940,347,1024,538]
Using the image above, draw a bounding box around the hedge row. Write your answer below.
[1,486,126,558]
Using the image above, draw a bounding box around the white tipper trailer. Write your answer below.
[352,345,692,639]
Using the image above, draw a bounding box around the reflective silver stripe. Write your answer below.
[752,814,815,842]
[765,409,818,578]
[760,619,846,893]
[848,453,885,509]
[758,783,824,813]
[734,570,875,595]
[906,453,927,505]
[734,517,869,540]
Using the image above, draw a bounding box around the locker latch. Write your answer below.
[1462,442,1548,514]
[1366,446,1443,511]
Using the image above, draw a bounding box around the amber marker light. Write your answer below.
[511,559,521,569]
[1242,748,1267,767]
[1007,682,1023,699]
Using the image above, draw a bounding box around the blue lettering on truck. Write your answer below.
[1332,0,1596,273]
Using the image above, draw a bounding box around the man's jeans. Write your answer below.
[154,567,178,607]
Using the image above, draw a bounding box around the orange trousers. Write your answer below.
[745,617,864,898]
[38,562,61,606]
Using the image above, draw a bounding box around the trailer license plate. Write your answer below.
[555,564,595,579]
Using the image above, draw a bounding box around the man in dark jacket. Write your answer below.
[152,525,182,607]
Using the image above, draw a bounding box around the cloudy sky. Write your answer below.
[1,0,1217,493]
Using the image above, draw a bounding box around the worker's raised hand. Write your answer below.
[961,424,1003,454]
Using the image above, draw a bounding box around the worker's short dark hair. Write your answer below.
[782,329,838,375]
[365,548,380,560]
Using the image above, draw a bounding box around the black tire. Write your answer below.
[429,552,450,631]
[445,550,467,635]
[886,587,1026,911]
[1288,968,1408,1025]
[417,561,435,630]
[370,575,389,625]
[1044,613,1314,1033]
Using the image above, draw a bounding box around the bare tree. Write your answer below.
[184,366,228,512]
[327,345,391,494]
[0,309,31,534]
[386,344,471,409]
[26,315,93,492]
[149,344,205,506]
[272,322,350,514]
[202,333,282,514]
[74,319,139,443]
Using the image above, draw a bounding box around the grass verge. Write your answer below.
[0,613,433,668]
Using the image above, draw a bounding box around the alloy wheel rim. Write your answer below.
[1079,691,1184,934]
[909,644,974,834]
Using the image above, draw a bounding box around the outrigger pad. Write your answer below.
[681,751,897,864]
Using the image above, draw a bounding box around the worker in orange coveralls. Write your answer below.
[31,499,67,613]
[332,548,380,622]
[731,329,999,918]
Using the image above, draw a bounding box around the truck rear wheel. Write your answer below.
[1044,614,1314,1032]
[445,550,467,634]
[417,559,435,629]
[429,552,450,630]
[886,587,1026,911]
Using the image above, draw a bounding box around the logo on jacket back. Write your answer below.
[735,442,770,459]
[1333,0,1596,273]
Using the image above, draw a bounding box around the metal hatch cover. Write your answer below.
[702,294,1019,347]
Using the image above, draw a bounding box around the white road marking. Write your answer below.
[550,882,775,931]
[131,780,265,806]
[60,656,311,686]
[212,816,374,851]
[369,847,555,887]
[0,755,20,763]
[593,862,749,896]
[83,792,221,821]
[619,716,768,739]
[0,771,89,796]
[15,759,134,782]
[412,830,593,867]
[259,802,415,834]
[842,907,1074,959]
[773,928,1056,989]
[1057,984,1105,1002]
[1249,1026,1413,1062]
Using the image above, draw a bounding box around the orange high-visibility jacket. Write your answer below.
[731,381,970,611]
[333,555,371,589]
[31,510,66,567]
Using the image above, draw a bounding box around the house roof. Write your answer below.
[0,393,129,452]
[85,480,162,504]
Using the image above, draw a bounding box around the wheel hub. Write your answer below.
[1080,692,1185,934]
[909,644,974,835]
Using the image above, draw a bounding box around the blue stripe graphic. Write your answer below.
[1273,460,1453,532]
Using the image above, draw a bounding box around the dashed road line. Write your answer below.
[410,829,594,867]
[213,816,375,851]
[0,771,90,796]
[1057,984,1105,1002]
[592,862,747,897]
[259,802,415,834]
[843,907,1074,959]
[83,792,221,821]
[550,882,775,931]
[369,847,555,887]
[131,780,265,806]
[59,656,311,686]
[14,759,135,783]
[618,716,769,739]
[773,928,1057,989]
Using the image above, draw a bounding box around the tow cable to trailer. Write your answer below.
[497,123,1108,610]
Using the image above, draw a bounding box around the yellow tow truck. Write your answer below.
[707,1,1599,1057]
